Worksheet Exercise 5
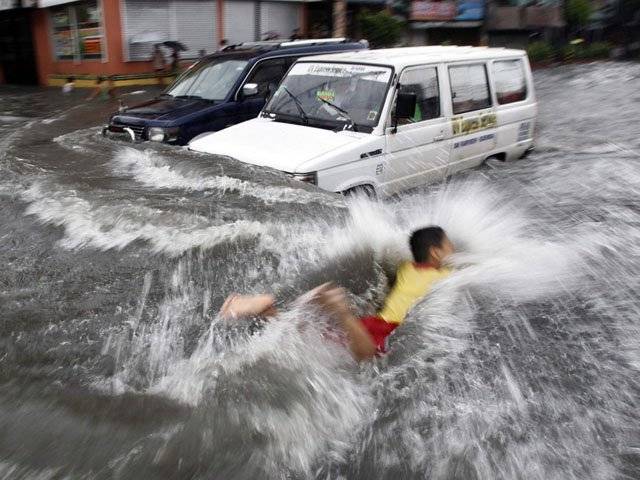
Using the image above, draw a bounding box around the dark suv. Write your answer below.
[103,38,367,145]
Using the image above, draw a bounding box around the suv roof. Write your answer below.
[202,38,368,62]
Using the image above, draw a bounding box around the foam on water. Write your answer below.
[3,63,640,479]
[112,147,342,205]
[95,177,609,478]
[21,181,273,255]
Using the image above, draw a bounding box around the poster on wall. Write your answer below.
[410,0,484,21]
[79,27,102,56]
[53,29,75,58]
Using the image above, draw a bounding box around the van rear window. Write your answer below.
[493,59,528,105]
[449,64,491,115]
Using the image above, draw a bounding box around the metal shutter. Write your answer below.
[223,0,257,44]
[259,2,299,40]
[122,0,171,61]
[122,0,217,61]
[171,0,217,57]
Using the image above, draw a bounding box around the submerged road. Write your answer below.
[0,62,639,479]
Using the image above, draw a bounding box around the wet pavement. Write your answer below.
[1,63,639,479]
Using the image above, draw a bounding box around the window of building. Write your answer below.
[51,0,103,61]
[492,59,527,104]
[398,66,440,124]
[449,64,491,114]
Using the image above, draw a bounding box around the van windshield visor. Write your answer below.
[166,58,248,101]
[265,62,392,131]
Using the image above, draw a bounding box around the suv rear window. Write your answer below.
[449,64,491,114]
[493,59,527,105]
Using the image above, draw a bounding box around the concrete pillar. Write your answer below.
[333,0,347,37]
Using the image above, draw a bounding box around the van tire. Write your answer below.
[484,153,506,168]
[344,184,377,199]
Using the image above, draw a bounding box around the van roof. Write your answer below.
[299,46,527,69]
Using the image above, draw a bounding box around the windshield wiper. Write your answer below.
[174,94,205,100]
[281,86,308,124]
[318,97,358,132]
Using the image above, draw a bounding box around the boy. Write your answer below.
[62,77,74,95]
[221,226,454,360]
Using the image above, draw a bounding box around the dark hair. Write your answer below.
[66,77,73,83]
[409,226,446,263]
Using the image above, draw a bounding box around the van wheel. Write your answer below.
[484,153,506,169]
[344,184,377,199]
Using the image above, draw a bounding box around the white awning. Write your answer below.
[38,0,77,7]
[0,0,18,11]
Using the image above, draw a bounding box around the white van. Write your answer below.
[189,46,536,196]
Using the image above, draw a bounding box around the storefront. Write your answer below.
[0,0,38,85]
[408,0,485,46]
[28,0,309,86]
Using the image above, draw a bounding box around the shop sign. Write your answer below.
[410,0,484,21]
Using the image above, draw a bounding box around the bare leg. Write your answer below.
[311,284,377,360]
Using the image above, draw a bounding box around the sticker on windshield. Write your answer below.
[367,110,378,121]
[292,63,392,83]
[316,89,336,102]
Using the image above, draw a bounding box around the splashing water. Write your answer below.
[1,63,640,479]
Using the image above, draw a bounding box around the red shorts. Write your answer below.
[360,316,398,353]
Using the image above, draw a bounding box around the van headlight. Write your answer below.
[288,172,317,185]
[148,127,180,143]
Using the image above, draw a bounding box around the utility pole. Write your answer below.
[333,0,347,37]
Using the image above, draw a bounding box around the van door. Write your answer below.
[447,63,498,173]
[383,65,450,194]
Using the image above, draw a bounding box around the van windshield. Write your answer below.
[264,62,392,132]
[166,58,248,101]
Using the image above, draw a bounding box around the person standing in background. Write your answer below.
[151,44,166,85]
[218,39,229,51]
[86,76,116,101]
[62,77,75,95]
[170,48,180,74]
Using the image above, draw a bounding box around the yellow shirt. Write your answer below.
[378,262,450,324]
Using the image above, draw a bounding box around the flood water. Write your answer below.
[1,62,639,479]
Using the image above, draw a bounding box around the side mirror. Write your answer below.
[395,91,417,120]
[241,83,259,98]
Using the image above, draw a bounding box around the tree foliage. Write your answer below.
[565,0,593,30]
[357,11,404,48]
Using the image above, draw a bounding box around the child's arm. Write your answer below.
[220,293,278,319]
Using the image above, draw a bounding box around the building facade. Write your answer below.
[407,0,485,46]
[485,0,564,48]
[1,0,314,86]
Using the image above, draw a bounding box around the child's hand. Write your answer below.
[220,294,276,320]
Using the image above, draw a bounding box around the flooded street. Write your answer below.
[1,62,639,479]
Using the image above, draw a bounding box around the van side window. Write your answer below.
[245,58,288,97]
[493,59,527,104]
[398,67,440,124]
[448,64,491,114]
